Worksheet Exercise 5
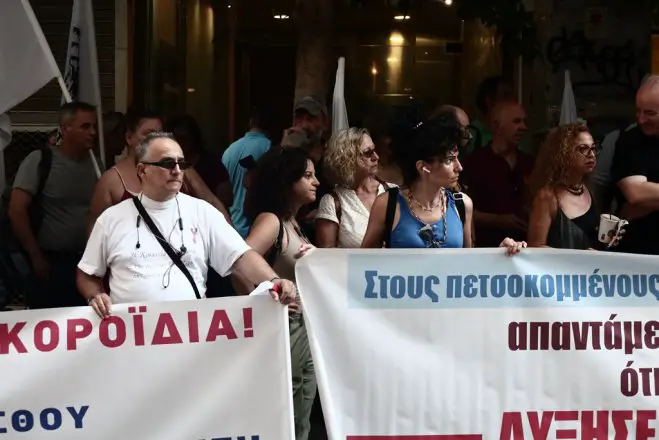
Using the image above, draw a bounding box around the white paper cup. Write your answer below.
[598,214,628,244]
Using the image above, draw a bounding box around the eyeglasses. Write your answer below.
[576,143,602,157]
[360,148,378,159]
[141,158,191,170]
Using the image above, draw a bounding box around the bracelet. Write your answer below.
[270,276,281,283]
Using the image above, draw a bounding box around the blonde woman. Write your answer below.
[315,127,390,247]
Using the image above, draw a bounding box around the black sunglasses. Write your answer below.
[141,158,191,170]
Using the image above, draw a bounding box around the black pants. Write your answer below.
[29,252,86,309]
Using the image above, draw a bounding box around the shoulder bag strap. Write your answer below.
[382,187,398,248]
[374,176,391,190]
[451,190,466,226]
[132,196,201,299]
[329,190,342,222]
[264,217,284,267]
[36,147,53,196]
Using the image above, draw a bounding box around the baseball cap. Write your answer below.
[294,96,328,117]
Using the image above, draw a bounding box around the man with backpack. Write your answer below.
[8,102,99,309]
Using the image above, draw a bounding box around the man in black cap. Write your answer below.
[294,96,328,141]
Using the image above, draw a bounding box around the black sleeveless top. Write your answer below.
[546,203,598,250]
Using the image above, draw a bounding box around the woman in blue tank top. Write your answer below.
[361,116,526,254]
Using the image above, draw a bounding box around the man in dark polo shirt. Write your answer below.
[461,101,533,247]
[612,75,659,255]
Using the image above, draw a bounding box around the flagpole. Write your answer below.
[56,74,102,179]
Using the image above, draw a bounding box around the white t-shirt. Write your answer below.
[78,193,250,304]
[316,185,388,248]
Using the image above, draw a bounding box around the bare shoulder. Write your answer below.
[97,167,124,199]
[535,186,557,206]
[372,190,392,214]
[250,213,281,240]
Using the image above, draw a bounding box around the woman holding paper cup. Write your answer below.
[527,123,625,249]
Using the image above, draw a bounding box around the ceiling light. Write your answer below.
[394,15,410,20]
[371,67,378,75]
[444,0,452,5]
[389,33,404,44]
[274,14,290,19]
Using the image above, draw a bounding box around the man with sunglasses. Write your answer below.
[77,132,297,318]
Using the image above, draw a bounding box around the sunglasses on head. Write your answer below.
[141,158,191,170]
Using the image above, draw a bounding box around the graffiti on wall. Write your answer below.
[546,27,648,96]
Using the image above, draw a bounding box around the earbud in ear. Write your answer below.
[422,167,431,174]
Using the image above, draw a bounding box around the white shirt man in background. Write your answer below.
[77,132,295,317]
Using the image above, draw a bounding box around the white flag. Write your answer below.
[559,70,578,125]
[0,114,11,193]
[0,0,61,114]
[63,0,102,109]
[63,0,105,170]
[331,57,349,135]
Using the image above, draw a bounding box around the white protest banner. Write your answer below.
[297,248,659,440]
[0,296,294,439]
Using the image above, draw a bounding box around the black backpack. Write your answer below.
[0,147,53,308]
[382,187,466,248]
[0,147,53,247]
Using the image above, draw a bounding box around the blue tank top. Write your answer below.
[389,189,464,249]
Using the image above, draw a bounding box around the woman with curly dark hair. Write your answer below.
[360,116,525,253]
[527,123,602,249]
[241,147,318,440]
